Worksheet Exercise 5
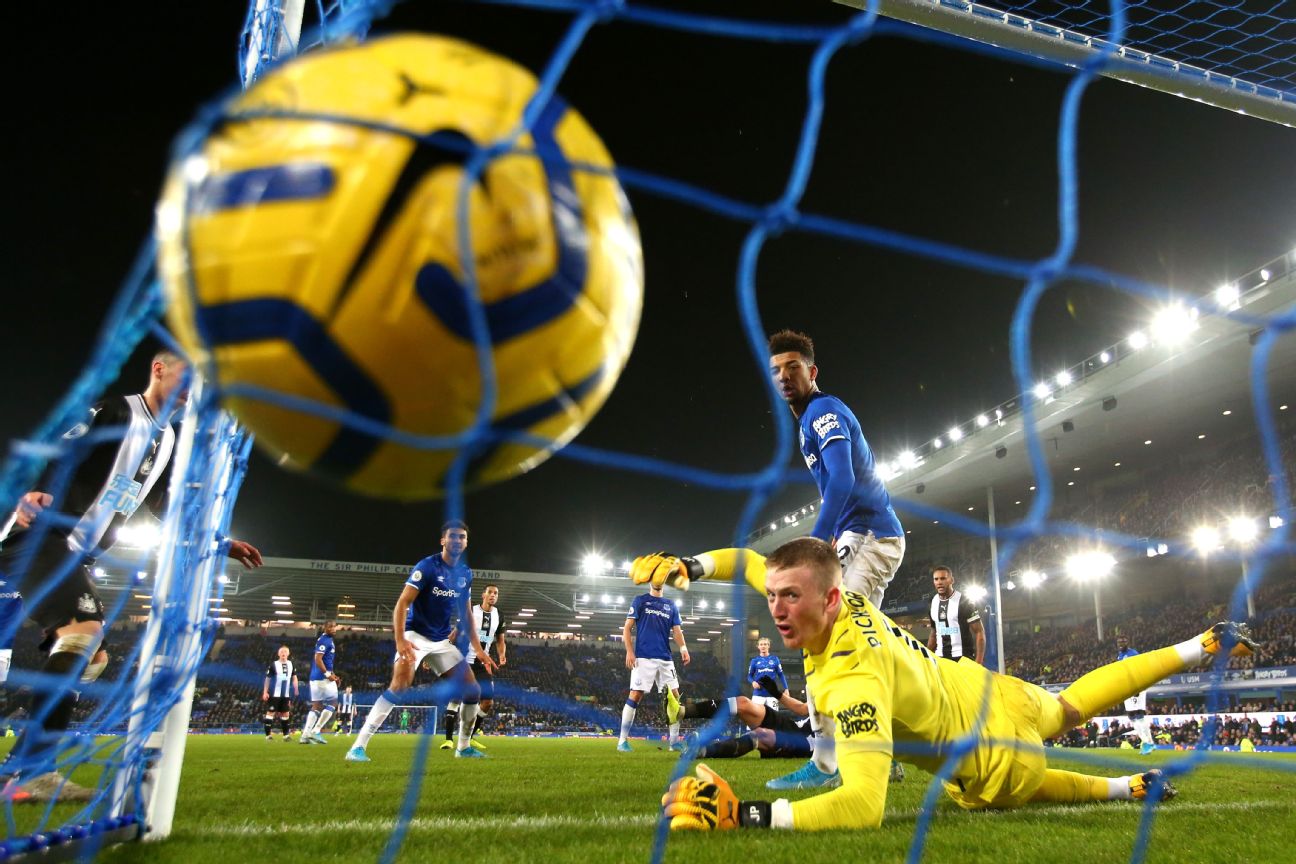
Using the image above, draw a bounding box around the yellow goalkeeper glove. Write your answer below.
[630,552,693,591]
[660,764,771,830]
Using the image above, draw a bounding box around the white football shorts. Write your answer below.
[309,679,339,704]
[836,530,906,607]
[402,631,464,676]
[0,648,10,685]
[630,657,679,694]
[1124,690,1148,713]
[754,695,782,712]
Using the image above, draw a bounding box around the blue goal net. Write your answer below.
[1,0,1292,861]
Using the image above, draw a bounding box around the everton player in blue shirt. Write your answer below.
[618,582,690,752]
[346,520,495,763]
[768,330,905,605]
[747,638,788,711]
[629,331,903,786]
[299,620,341,745]
[767,330,905,789]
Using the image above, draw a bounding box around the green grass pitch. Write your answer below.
[8,737,1293,862]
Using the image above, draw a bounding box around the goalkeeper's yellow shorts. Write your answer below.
[941,675,1052,810]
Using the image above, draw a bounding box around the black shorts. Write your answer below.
[759,707,809,736]
[0,536,104,645]
[266,696,292,714]
[758,708,812,758]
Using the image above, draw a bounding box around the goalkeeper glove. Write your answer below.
[661,764,772,830]
[757,675,786,698]
[630,552,703,591]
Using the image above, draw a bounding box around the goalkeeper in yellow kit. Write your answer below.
[633,539,1259,831]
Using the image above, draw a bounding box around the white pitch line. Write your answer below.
[197,799,1292,837]
[198,813,658,836]
[888,798,1293,820]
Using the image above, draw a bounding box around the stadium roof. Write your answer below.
[752,249,1296,553]
[100,555,760,645]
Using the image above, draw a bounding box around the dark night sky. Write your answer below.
[3,1,1294,572]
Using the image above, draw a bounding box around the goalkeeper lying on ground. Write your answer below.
[632,538,1259,831]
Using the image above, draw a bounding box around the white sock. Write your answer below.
[669,722,680,744]
[457,703,480,750]
[1134,717,1152,745]
[1107,776,1134,800]
[317,708,335,736]
[805,690,838,774]
[355,695,395,750]
[620,702,637,743]
[1174,637,1206,667]
[302,710,319,739]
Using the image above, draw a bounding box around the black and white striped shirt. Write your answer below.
[340,690,355,714]
[470,604,501,661]
[265,659,296,698]
[0,394,176,560]
[929,590,980,661]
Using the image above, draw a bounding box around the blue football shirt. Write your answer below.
[748,655,787,698]
[627,593,681,661]
[798,392,903,539]
[311,632,335,681]
[405,553,472,641]
[1117,646,1139,661]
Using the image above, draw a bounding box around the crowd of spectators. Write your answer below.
[129,634,731,734]
[1055,708,1296,749]
[1000,600,1296,687]
[884,423,1295,609]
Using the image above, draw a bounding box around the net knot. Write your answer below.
[592,0,626,23]
[760,203,799,236]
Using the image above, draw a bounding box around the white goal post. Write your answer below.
[834,0,1296,127]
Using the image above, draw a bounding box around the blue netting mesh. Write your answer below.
[2,0,1293,860]
[978,0,1296,96]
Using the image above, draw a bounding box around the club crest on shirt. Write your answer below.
[836,701,878,737]
[77,593,100,615]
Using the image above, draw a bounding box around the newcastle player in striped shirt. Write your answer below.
[442,584,507,750]
[926,566,985,666]
[0,351,262,797]
[337,687,356,736]
[262,645,299,741]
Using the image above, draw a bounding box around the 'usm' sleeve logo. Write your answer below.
[836,701,879,737]
[812,413,841,440]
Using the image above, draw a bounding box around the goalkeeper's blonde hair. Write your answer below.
[765,537,841,595]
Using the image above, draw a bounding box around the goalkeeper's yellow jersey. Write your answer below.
[708,548,1041,830]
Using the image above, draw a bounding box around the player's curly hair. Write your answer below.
[767,329,815,363]
[765,537,840,593]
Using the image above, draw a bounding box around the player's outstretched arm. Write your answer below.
[631,549,768,594]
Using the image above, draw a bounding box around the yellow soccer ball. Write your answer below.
[157,34,643,499]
